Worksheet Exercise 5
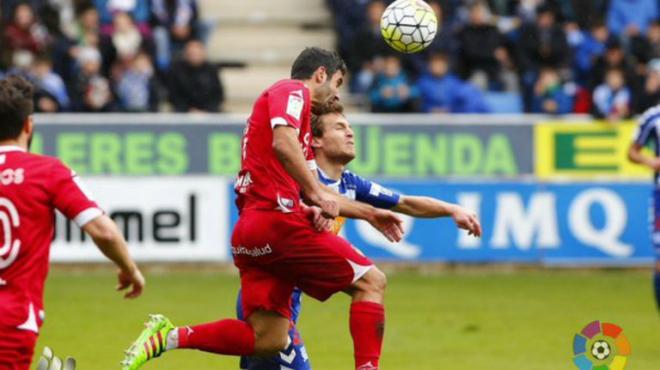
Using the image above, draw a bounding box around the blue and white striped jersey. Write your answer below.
[317,168,401,234]
[633,105,660,186]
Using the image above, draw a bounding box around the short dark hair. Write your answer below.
[311,100,345,138]
[0,75,34,140]
[290,47,347,80]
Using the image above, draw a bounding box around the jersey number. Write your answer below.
[0,197,21,269]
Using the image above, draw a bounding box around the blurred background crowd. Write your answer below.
[330,0,660,117]
[2,0,660,117]
[0,0,222,113]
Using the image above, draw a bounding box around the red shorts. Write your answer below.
[0,327,37,370]
[232,209,373,320]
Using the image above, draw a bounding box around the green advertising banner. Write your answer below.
[32,115,534,177]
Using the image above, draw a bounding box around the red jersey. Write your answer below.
[235,79,316,213]
[0,146,100,333]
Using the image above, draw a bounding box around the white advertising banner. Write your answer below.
[50,177,230,262]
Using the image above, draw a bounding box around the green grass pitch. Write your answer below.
[36,268,659,369]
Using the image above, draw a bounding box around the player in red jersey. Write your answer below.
[0,76,145,370]
[122,48,404,370]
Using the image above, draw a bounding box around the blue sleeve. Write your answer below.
[349,173,400,209]
[634,114,658,146]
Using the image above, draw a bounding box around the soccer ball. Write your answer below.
[591,340,611,361]
[380,0,438,54]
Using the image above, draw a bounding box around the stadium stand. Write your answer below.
[2,0,660,116]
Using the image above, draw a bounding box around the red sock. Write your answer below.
[350,301,385,370]
[177,319,255,356]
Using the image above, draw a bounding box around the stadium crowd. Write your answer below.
[328,0,660,117]
[0,0,224,113]
[3,0,660,116]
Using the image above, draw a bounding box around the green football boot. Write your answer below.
[121,314,175,370]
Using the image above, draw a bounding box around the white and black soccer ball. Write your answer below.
[591,340,611,361]
[380,0,438,53]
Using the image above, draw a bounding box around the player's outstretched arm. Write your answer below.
[82,215,145,298]
[272,125,338,217]
[393,196,482,237]
[318,186,404,242]
[628,143,660,170]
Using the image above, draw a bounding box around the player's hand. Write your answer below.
[308,191,339,219]
[304,205,333,232]
[117,267,145,299]
[451,206,482,237]
[368,209,404,242]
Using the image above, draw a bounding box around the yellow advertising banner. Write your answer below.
[535,121,653,180]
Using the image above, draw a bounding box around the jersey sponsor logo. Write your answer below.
[231,244,272,257]
[0,197,21,269]
[286,90,304,120]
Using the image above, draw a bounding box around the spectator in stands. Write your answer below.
[71,46,114,112]
[593,68,631,120]
[348,1,390,83]
[94,0,151,36]
[417,53,461,113]
[455,1,505,90]
[168,39,223,112]
[111,11,144,60]
[572,20,611,86]
[73,5,102,48]
[423,0,455,55]
[630,21,660,65]
[29,54,70,112]
[416,52,489,113]
[530,67,573,114]
[115,51,157,112]
[150,0,199,69]
[517,5,569,111]
[326,0,371,65]
[607,0,658,37]
[636,59,660,112]
[369,54,418,113]
[2,2,49,62]
[590,39,636,91]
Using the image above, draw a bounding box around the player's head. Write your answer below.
[290,47,346,112]
[0,75,34,147]
[310,100,355,165]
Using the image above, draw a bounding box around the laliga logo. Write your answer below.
[573,321,630,370]
[0,197,21,270]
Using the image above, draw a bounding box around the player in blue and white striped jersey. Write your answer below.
[237,102,481,370]
[629,104,660,311]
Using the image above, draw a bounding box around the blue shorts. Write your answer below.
[237,288,311,370]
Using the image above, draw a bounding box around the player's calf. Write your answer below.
[345,267,387,370]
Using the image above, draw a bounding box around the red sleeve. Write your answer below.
[49,160,102,227]
[268,84,306,130]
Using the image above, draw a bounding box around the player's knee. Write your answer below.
[655,260,660,273]
[362,267,387,295]
[253,332,289,356]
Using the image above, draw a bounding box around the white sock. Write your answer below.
[166,328,179,351]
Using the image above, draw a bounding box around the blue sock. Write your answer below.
[655,273,660,311]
